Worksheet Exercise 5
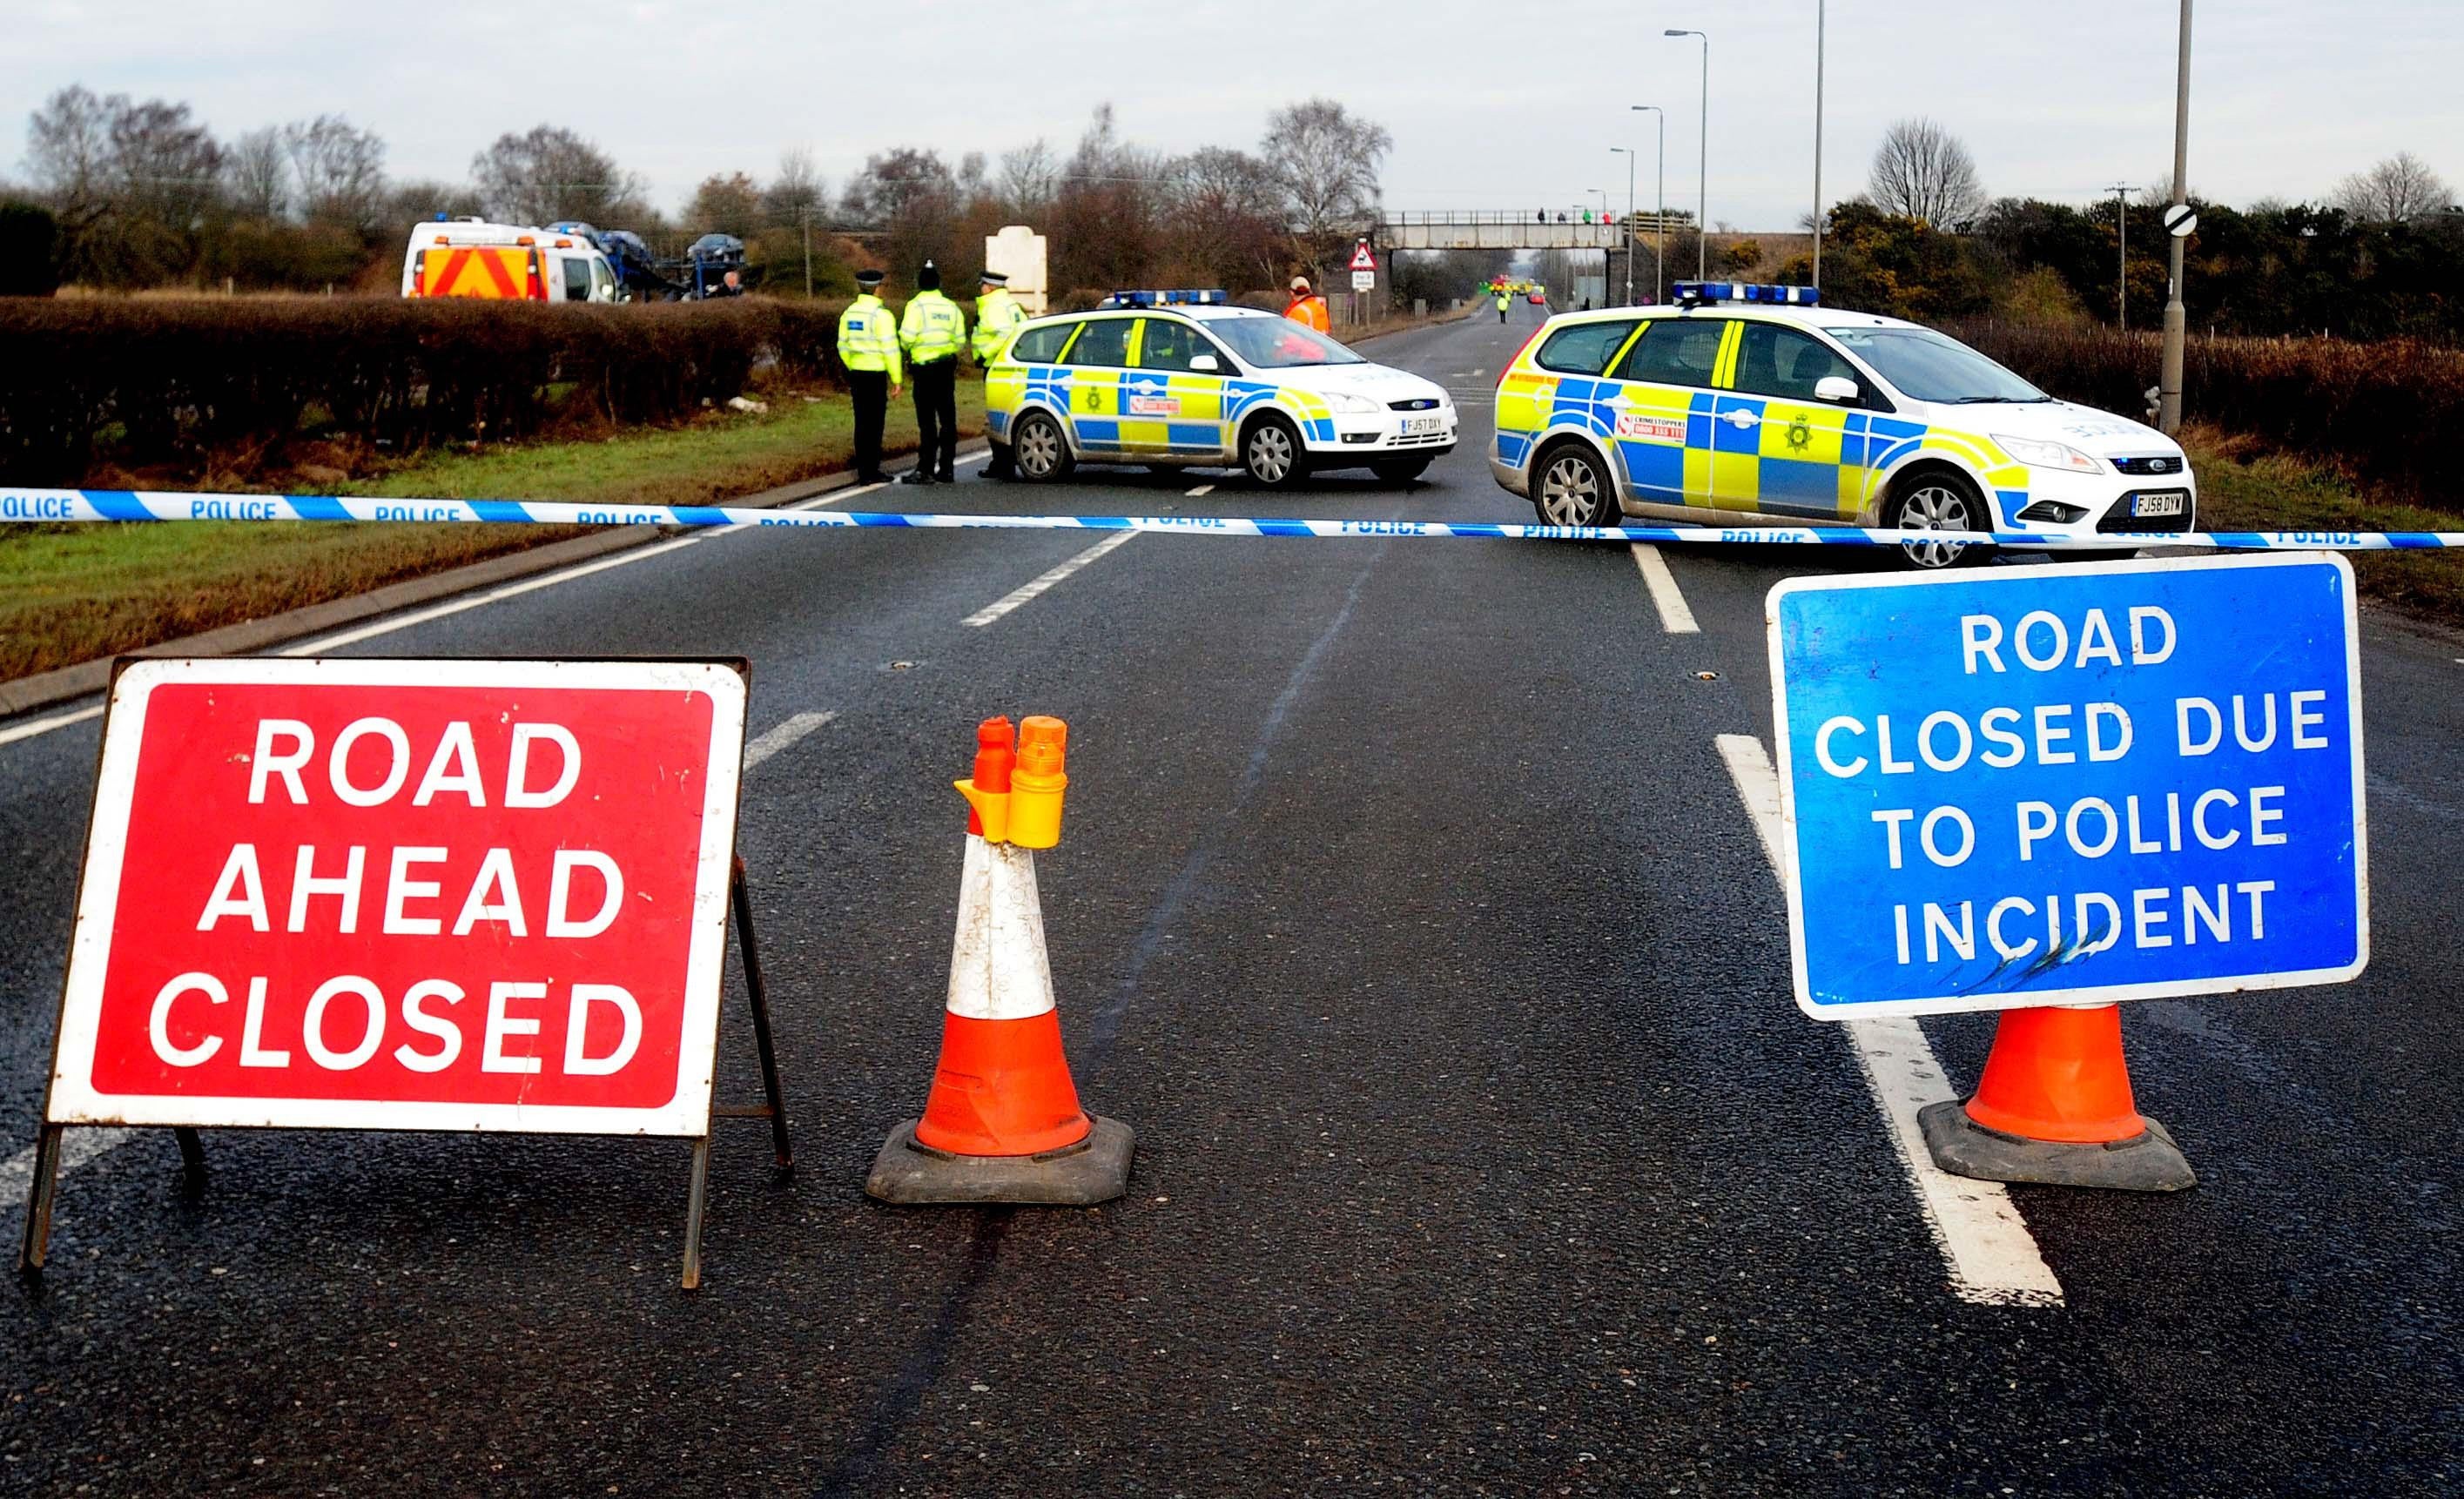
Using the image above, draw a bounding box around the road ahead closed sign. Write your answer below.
[44,658,747,1135]
[1768,554,2366,1018]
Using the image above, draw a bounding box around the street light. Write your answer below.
[1812,0,1826,288]
[1610,147,1636,305]
[1666,28,1708,280]
[1631,105,1665,303]
[2158,0,2192,434]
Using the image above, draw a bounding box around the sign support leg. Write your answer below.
[16,1124,64,1281]
[730,858,794,1178]
[173,1126,207,1200]
[680,1134,712,1292]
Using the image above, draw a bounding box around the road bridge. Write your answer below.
[1376,209,1689,251]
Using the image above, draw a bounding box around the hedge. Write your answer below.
[0,296,852,482]
[1952,321,2464,509]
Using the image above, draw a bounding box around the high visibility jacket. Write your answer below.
[1284,293,1330,333]
[972,288,1026,363]
[900,289,966,364]
[1495,294,1511,311]
[838,294,903,382]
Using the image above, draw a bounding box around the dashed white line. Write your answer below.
[1185,484,1215,498]
[1629,543,1701,634]
[962,530,1140,628]
[743,709,838,769]
[1714,731,2064,1309]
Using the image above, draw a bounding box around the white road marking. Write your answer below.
[743,709,837,769]
[1185,484,1215,498]
[0,457,986,748]
[1714,731,2064,1309]
[962,530,1140,628]
[1629,543,1700,634]
[0,704,104,749]
[0,704,838,1226]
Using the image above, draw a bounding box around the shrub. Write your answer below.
[0,202,59,298]
[0,295,852,482]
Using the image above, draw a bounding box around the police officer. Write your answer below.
[898,260,966,484]
[972,271,1027,480]
[838,268,903,485]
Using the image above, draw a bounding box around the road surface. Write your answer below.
[2,299,2457,1495]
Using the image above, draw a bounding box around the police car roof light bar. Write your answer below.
[1098,289,1229,308]
[1671,281,1821,308]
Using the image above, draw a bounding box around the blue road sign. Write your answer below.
[1767,554,2367,1019]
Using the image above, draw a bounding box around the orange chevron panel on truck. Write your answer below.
[415,245,542,299]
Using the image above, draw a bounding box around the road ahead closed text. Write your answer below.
[44,659,747,1135]
[1769,555,2366,1017]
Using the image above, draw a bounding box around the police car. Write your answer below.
[1488,282,2196,567]
[982,291,1458,487]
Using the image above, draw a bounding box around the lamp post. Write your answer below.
[1610,147,1636,305]
[1812,0,1825,288]
[1631,105,1664,302]
[1666,29,1709,280]
[2158,0,2192,435]
[2107,182,2136,330]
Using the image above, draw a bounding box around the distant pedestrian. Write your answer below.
[899,260,966,484]
[709,268,745,298]
[838,268,902,485]
[1495,289,1510,323]
[1284,276,1331,333]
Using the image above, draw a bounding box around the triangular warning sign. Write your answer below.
[1348,242,1377,272]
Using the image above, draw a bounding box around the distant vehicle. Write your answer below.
[985,290,1458,488]
[1527,292,1546,305]
[401,217,616,303]
[1488,280,2197,568]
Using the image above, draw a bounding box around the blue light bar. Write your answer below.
[1097,289,1229,308]
[1671,281,1821,306]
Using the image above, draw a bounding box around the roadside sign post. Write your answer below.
[1767,554,2366,1186]
[1349,239,1378,325]
[17,657,791,1290]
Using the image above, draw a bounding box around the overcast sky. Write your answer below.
[10,0,2461,229]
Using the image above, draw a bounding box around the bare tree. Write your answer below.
[762,147,825,225]
[228,126,290,222]
[996,138,1058,220]
[285,115,387,232]
[838,145,955,226]
[2333,151,2453,224]
[686,171,762,235]
[25,85,120,244]
[1867,118,1984,227]
[1166,145,1286,288]
[470,124,644,226]
[1260,97,1392,278]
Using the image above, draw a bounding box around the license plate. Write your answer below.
[1401,416,1442,435]
[2131,490,2187,518]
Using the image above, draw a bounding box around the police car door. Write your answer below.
[1060,316,1137,457]
[1602,317,1738,518]
[1720,321,1861,521]
[1125,317,1229,460]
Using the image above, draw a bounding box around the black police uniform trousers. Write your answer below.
[848,369,890,481]
[910,358,959,479]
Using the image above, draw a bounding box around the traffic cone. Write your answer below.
[865,716,1133,1207]
[1918,1004,2196,1192]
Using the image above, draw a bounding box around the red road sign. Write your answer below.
[1348,242,1377,272]
[44,658,748,1137]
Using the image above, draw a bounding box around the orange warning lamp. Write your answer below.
[954,716,1014,843]
[1007,716,1068,849]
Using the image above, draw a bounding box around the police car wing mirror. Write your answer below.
[1814,375,1861,404]
[1188,353,1220,373]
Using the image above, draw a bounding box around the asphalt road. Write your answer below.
[2,299,2458,1496]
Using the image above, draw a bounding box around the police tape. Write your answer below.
[3,487,2461,550]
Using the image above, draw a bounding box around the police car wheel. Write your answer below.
[1533,442,1615,528]
[1242,417,1307,488]
[1013,412,1073,483]
[1886,476,1988,570]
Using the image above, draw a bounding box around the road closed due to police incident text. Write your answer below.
[1767,554,2366,1019]
[41,658,748,1136]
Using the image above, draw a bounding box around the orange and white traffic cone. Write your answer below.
[865,716,1133,1206]
[1918,1004,2195,1192]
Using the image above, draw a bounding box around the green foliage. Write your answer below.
[0,297,852,482]
[1814,201,1992,321]
[1720,239,1762,274]
[0,202,60,296]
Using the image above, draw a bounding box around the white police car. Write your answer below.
[1488,282,2197,566]
[982,291,1458,487]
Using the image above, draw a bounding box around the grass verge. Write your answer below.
[2180,423,2464,628]
[1,387,984,682]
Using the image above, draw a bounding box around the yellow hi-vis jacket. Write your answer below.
[972,287,1026,364]
[838,294,903,382]
[899,289,966,364]
[1495,293,1511,311]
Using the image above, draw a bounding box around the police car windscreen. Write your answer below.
[1828,327,2048,406]
[1210,319,1366,369]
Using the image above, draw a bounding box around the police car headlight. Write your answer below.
[1326,392,1382,414]
[1993,434,2103,474]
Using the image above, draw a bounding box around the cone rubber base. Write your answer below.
[865,1115,1134,1207]
[1919,1099,2197,1193]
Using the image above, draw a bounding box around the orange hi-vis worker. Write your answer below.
[865,716,1134,1207]
[1285,276,1331,333]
